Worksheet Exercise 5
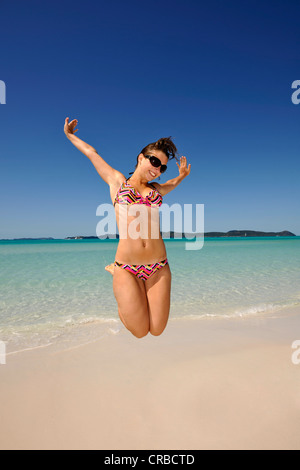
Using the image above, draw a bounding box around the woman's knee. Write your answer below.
[129,318,150,338]
[149,324,167,337]
[130,327,149,339]
[118,308,149,338]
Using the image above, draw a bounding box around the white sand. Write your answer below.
[0,308,300,450]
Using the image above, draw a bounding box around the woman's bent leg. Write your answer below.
[145,263,171,336]
[113,264,149,338]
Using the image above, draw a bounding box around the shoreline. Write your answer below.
[1,307,300,450]
[2,301,300,356]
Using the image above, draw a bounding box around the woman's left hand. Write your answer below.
[176,156,191,177]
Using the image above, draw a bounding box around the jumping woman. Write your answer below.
[64,118,191,338]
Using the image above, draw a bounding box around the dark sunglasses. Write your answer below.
[144,155,168,173]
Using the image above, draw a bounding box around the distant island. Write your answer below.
[0,237,56,241]
[202,230,296,238]
[64,230,296,240]
[1,230,296,241]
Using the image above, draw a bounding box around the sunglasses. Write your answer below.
[144,155,168,173]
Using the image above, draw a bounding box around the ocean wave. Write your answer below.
[1,315,121,355]
[171,298,300,321]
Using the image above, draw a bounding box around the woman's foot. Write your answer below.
[105,263,114,276]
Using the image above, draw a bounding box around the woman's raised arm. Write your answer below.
[152,156,191,196]
[64,117,125,186]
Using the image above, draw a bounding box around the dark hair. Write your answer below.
[129,136,178,175]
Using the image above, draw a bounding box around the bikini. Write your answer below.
[113,178,163,207]
[113,178,169,281]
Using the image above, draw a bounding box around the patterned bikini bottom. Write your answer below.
[114,258,169,281]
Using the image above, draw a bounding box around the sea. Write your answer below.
[0,237,299,354]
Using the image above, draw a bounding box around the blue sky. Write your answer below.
[0,0,299,238]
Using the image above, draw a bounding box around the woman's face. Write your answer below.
[138,150,169,181]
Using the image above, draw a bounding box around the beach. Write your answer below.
[1,238,300,449]
[1,308,300,450]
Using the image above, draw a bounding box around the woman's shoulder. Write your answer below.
[110,172,127,189]
[149,181,162,194]
[110,173,127,205]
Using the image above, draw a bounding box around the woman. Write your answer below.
[64,117,191,338]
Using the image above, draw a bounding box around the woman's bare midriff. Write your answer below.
[114,204,167,264]
[115,237,167,264]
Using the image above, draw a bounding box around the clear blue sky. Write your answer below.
[0,0,299,238]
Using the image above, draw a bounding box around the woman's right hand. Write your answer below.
[64,117,79,138]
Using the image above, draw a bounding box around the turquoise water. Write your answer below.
[0,238,300,352]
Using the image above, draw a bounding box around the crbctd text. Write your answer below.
[149,454,194,465]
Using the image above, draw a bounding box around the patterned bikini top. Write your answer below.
[114,179,163,207]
